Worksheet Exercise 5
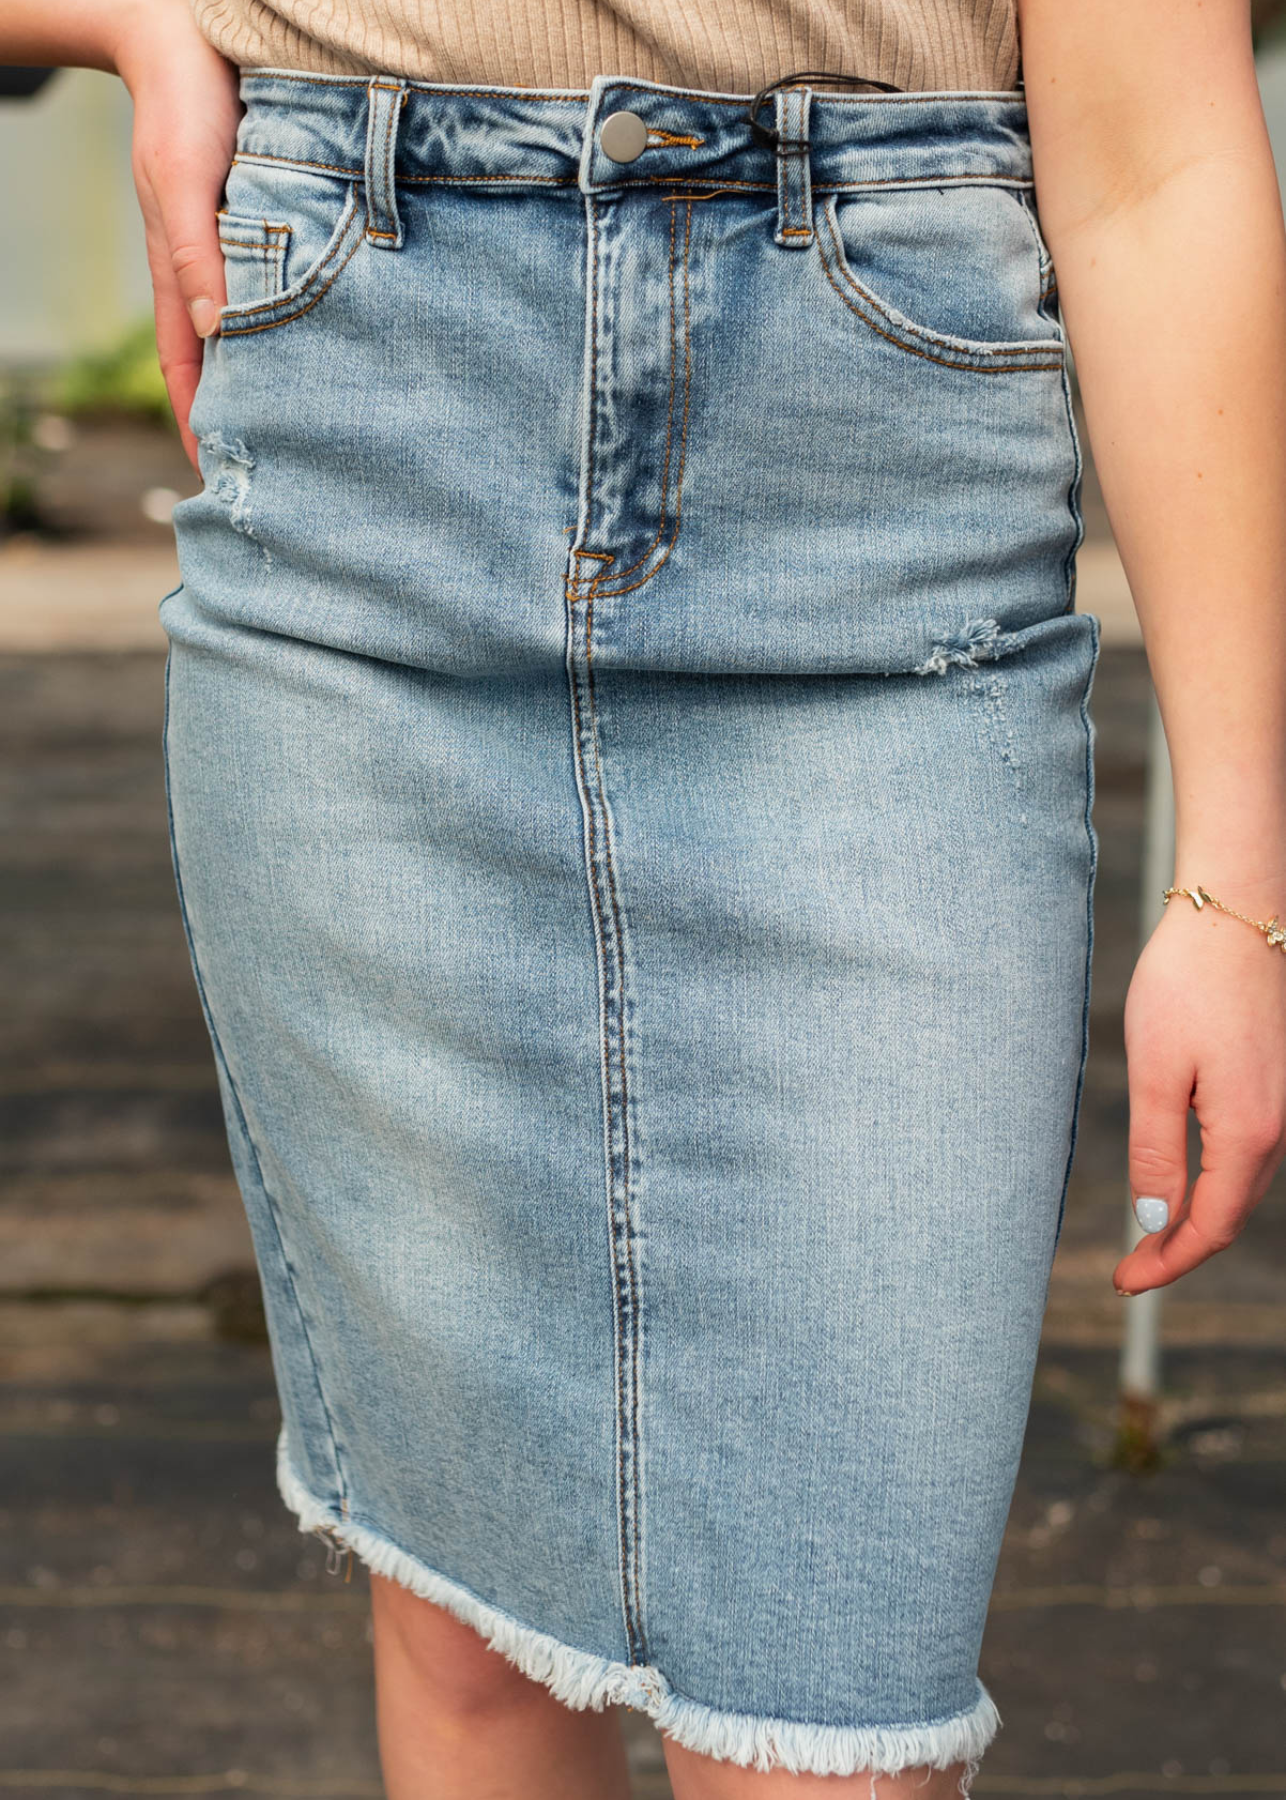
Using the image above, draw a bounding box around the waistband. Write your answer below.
[233,69,1035,195]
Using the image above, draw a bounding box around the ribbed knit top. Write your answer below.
[190,1,1021,95]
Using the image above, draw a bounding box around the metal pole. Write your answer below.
[1115,682,1170,1470]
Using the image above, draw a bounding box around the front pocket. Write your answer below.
[216,160,366,339]
[217,212,292,306]
[814,186,1066,374]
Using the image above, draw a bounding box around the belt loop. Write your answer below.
[364,75,409,249]
[773,85,813,249]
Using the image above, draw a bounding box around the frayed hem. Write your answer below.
[275,1432,1001,1784]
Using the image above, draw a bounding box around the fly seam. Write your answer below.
[591,198,681,589]
[588,199,694,597]
[584,199,695,598]
[584,197,601,544]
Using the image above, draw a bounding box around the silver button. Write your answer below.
[600,109,649,164]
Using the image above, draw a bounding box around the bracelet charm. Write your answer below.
[1163,885,1286,952]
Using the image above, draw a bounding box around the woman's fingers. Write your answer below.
[1116,911,1286,1296]
[118,16,241,466]
[136,146,231,467]
[150,259,207,470]
[1117,1138,1268,1296]
[157,185,225,346]
[1116,1045,1193,1293]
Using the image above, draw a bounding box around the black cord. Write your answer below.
[747,68,904,151]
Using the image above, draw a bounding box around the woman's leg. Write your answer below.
[370,1574,969,1800]
[370,1575,633,1800]
[663,1741,969,1799]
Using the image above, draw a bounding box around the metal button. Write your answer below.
[600,109,649,164]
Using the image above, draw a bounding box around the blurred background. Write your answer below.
[3,28,1286,1800]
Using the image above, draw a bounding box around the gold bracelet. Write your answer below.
[1162,884,1286,952]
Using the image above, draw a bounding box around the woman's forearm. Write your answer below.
[0,0,193,81]
[1023,0,1286,901]
[1,1,124,71]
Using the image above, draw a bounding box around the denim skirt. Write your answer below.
[162,68,1100,1782]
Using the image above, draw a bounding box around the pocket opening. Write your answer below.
[216,164,365,338]
[816,187,1065,372]
[217,211,293,304]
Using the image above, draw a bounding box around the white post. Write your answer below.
[1116,684,1170,1466]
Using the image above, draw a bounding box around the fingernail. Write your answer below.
[1134,1195,1170,1234]
[1115,1285,1136,1297]
[188,296,220,338]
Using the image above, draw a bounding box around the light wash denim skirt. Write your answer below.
[162,67,1100,1784]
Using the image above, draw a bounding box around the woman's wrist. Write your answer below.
[111,0,215,93]
[1164,867,1286,930]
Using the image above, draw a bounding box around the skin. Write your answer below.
[1020,0,1286,1303]
[6,0,1284,1792]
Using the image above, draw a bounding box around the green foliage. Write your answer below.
[0,375,42,533]
[52,316,174,426]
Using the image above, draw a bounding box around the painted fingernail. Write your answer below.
[187,296,220,338]
[1134,1195,1170,1234]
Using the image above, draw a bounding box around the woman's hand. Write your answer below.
[115,4,241,468]
[1,1,240,465]
[1116,880,1286,1296]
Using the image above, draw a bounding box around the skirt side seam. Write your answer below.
[162,649,351,1508]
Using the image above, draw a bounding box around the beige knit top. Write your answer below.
[190,1,1021,95]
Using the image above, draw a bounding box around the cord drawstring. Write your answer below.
[746,68,904,151]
